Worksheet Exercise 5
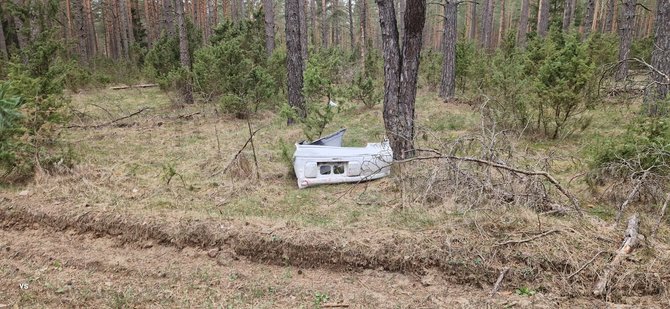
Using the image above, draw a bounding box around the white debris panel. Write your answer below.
[293,129,393,189]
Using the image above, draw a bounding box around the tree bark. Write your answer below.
[321,0,328,48]
[287,0,306,123]
[175,0,194,104]
[603,0,614,33]
[468,0,476,41]
[537,0,549,37]
[615,0,636,81]
[517,0,529,47]
[562,0,575,31]
[360,0,368,63]
[376,0,426,159]
[649,0,670,113]
[497,0,506,47]
[0,8,8,60]
[119,0,131,58]
[163,0,175,36]
[348,0,354,50]
[311,0,318,45]
[11,0,29,54]
[72,0,89,62]
[300,0,308,67]
[263,0,275,56]
[481,0,494,49]
[582,0,596,38]
[439,0,457,100]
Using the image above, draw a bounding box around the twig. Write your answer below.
[110,83,158,90]
[494,229,560,247]
[67,107,149,129]
[652,193,670,238]
[321,304,349,308]
[214,126,265,177]
[615,171,648,224]
[568,251,604,280]
[490,267,509,296]
[400,150,582,214]
[593,213,640,296]
[247,118,261,180]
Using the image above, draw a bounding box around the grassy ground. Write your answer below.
[2,86,670,307]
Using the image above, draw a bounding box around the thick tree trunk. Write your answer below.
[398,0,405,40]
[300,0,308,68]
[72,0,89,62]
[480,0,494,49]
[348,0,354,50]
[517,0,529,47]
[439,0,457,100]
[603,0,614,33]
[119,0,131,58]
[287,0,306,123]
[376,0,426,159]
[263,0,275,56]
[537,0,549,37]
[175,0,194,104]
[583,0,596,38]
[649,0,670,113]
[321,0,328,48]
[163,0,175,36]
[615,0,636,81]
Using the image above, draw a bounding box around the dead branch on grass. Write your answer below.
[615,171,649,224]
[213,125,265,178]
[568,251,604,280]
[494,229,560,247]
[110,84,158,90]
[593,213,641,296]
[652,193,670,238]
[67,107,150,129]
[490,267,509,296]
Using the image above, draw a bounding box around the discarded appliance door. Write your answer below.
[293,129,393,189]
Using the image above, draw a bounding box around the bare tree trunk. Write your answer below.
[398,0,405,40]
[348,0,354,50]
[311,0,318,45]
[497,0,506,47]
[72,0,89,62]
[615,0,636,81]
[163,0,175,36]
[321,0,328,48]
[583,0,596,38]
[603,0,614,33]
[119,0,131,59]
[175,0,194,104]
[0,9,8,60]
[562,0,575,31]
[537,0,549,37]
[517,0,529,47]
[468,0,476,41]
[439,0,457,100]
[649,0,670,114]
[300,0,308,68]
[360,0,368,63]
[376,0,426,159]
[287,0,306,123]
[480,0,493,49]
[263,0,275,56]
[11,0,29,54]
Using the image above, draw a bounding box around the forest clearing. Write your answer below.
[2,0,670,307]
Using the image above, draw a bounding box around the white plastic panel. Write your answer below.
[347,162,361,176]
[304,162,318,178]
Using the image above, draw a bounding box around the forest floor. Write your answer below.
[1,87,669,308]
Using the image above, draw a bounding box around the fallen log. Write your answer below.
[593,213,640,296]
[110,83,158,90]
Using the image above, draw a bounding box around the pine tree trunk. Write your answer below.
[398,0,405,40]
[311,0,318,46]
[348,0,354,50]
[603,0,614,32]
[119,0,131,58]
[517,0,529,47]
[376,0,426,159]
[497,0,506,47]
[175,0,194,104]
[615,0,636,81]
[287,0,306,123]
[562,0,575,31]
[127,0,136,44]
[537,0,549,37]
[163,0,175,36]
[263,0,275,56]
[0,9,8,60]
[439,0,457,100]
[480,0,494,49]
[360,0,368,63]
[583,0,596,38]
[321,0,328,48]
[649,0,670,113]
[300,0,308,67]
[12,0,29,53]
[72,0,89,62]
[468,1,476,41]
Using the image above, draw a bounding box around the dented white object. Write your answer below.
[293,129,393,189]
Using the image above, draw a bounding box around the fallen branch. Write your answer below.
[593,213,640,296]
[110,83,158,90]
[321,304,349,308]
[399,149,582,214]
[568,251,604,280]
[494,229,560,247]
[213,126,265,177]
[652,193,670,238]
[490,267,509,296]
[615,171,648,224]
[67,107,149,129]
